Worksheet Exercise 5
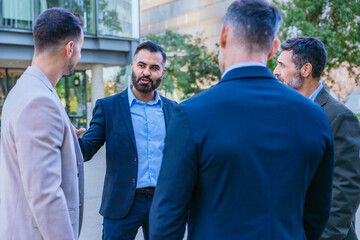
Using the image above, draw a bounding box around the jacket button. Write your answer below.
[132,179,136,183]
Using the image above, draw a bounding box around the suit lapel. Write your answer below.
[161,97,170,129]
[119,89,137,149]
[314,88,329,107]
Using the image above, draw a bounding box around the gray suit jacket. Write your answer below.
[0,67,84,240]
[316,88,360,240]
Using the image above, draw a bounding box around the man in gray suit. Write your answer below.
[0,8,84,240]
[274,36,360,240]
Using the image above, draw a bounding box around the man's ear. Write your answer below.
[162,68,166,77]
[301,63,313,78]
[65,41,74,58]
[268,39,280,60]
[220,24,228,49]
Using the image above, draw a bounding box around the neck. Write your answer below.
[131,87,156,103]
[298,78,320,98]
[31,53,64,88]
[223,46,268,72]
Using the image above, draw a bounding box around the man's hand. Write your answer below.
[72,125,86,139]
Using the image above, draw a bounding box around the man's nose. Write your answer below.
[273,65,280,76]
[143,67,151,76]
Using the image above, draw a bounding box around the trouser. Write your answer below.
[102,191,154,240]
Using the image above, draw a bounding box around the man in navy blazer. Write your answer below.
[150,1,335,239]
[79,41,176,239]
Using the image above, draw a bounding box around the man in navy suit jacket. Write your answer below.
[79,41,176,239]
[150,1,335,239]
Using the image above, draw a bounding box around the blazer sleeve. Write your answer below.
[321,111,360,240]
[15,96,75,240]
[303,124,335,240]
[150,105,197,240]
[79,99,106,161]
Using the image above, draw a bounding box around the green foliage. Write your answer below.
[272,0,360,84]
[145,30,221,99]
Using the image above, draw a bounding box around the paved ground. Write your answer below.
[80,146,360,239]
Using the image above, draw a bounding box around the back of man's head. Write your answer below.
[280,37,327,79]
[33,8,83,53]
[224,0,282,53]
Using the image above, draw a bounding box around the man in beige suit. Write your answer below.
[0,8,84,240]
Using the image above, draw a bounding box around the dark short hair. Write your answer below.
[33,8,83,52]
[224,0,282,52]
[134,41,166,66]
[280,37,327,79]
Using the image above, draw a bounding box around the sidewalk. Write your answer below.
[79,146,360,239]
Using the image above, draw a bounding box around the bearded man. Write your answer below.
[78,41,177,240]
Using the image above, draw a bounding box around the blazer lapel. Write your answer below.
[119,89,137,150]
[161,97,170,129]
[314,88,329,107]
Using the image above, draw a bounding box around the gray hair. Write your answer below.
[223,0,282,52]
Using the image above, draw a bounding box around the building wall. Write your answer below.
[140,0,233,50]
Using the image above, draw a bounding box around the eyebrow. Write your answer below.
[277,60,285,66]
[137,61,161,69]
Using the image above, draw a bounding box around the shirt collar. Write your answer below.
[221,62,266,79]
[128,85,162,107]
[309,82,323,102]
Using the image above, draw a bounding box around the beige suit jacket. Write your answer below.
[0,66,84,239]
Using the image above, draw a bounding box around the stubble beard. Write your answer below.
[277,71,303,90]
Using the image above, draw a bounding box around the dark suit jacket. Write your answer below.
[79,88,176,219]
[150,66,335,240]
[315,88,360,240]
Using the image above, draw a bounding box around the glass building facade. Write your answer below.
[0,0,139,38]
[0,69,88,128]
[0,0,139,129]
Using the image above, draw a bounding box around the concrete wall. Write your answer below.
[140,0,233,50]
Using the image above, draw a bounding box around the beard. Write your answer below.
[277,71,303,90]
[131,71,162,93]
[64,57,77,77]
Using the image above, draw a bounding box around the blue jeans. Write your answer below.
[102,193,153,240]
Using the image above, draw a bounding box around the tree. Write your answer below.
[271,0,360,102]
[145,30,221,100]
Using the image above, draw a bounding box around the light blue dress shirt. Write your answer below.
[309,83,323,102]
[128,86,166,188]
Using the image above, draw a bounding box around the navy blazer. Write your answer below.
[150,66,335,240]
[79,89,177,219]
